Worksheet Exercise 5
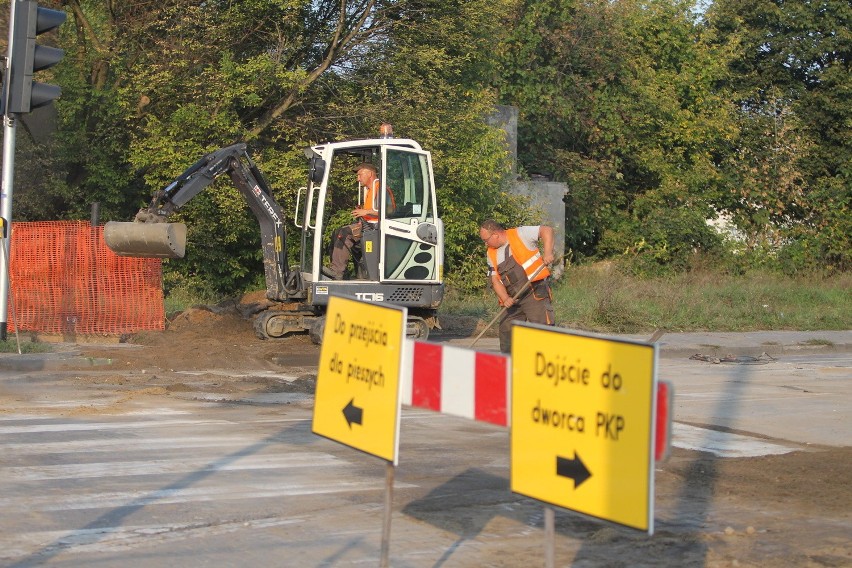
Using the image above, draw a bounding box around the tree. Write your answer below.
[13,0,521,294]
[495,0,736,271]
[281,0,522,287]
[705,0,852,271]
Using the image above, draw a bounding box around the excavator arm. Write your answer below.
[105,143,303,301]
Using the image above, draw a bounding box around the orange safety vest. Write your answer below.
[487,228,551,283]
[362,179,396,223]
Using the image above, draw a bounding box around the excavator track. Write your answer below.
[406,316,430,341]
[253,311,430,343]
[253,310,318,340]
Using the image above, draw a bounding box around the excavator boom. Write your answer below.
[105,143,296,301]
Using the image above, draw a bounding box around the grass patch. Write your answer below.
[162,264,849,336]
[0,339,53,353]
[164,282,224,317]
[439,287,495,319]
[441,265,852,334]
[801,338,835,347]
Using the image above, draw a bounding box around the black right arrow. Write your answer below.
[556,452,592,488]
[342,398,363,428]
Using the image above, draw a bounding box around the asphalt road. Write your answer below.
[0,332,849,567]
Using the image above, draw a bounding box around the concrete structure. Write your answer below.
[488,105,568,279]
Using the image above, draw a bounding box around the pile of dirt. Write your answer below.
[74,293,308,373]
[76,291,491,375]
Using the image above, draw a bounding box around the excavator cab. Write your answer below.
[295,130,444,339]
[105,125,444,342]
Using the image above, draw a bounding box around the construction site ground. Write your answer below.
[0,293,850,567]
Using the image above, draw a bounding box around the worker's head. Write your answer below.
[479,219,507,248]
[354,162,378,186]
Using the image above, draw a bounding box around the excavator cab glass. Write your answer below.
[379,147,441,281]
[297,137,444,298]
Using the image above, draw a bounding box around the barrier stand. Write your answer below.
[0,218,21,353]
[380,462,394,568]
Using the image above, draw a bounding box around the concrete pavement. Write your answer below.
[1,329,851,370]
[0,328,849,566]
[623,329,852,358]
[444,329,852,358]
[442,329,852,450]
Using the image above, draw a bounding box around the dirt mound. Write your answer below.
[79,293,316,373]
[78,291,491,376]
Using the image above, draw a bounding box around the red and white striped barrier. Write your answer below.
[401,340,510,426]
[401,339,673,461]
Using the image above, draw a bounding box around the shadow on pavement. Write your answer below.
[401,360,758,567]
[569,360,755,566]
[6,420,312,568]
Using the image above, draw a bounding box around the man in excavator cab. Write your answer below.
[324,161,396,280]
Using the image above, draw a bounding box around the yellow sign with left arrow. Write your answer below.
[312,295,406,464]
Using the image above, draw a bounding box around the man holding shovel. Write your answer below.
[479,219,556,353]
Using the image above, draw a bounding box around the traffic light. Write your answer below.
[7,0,67,115]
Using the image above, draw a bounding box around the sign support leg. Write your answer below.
[544,506,555,568]
[380,461,395,567]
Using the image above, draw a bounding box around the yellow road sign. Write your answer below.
[312,295,406,464]
[510,324,658,533]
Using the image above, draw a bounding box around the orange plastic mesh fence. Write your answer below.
[7,221,165,335]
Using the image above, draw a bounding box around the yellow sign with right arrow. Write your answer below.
[510,324,658,533]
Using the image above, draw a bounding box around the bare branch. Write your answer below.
[64,0,107,53]
[245,0,384,140]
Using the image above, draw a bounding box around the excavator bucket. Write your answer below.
[104,222,187,259]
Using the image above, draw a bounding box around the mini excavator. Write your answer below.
[105,126,444,342]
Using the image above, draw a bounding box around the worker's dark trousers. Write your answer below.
[498,279,555,353]
[329,223,361,277]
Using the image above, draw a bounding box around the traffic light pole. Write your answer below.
[1,115,16,342]
[0,0,66,340]
[0,1,20,341]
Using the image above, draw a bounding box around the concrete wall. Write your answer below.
[486,105,518,174]
[488,105,567,279]
[511,180,567,279]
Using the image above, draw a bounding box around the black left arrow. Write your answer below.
[343,398,363,428]
[556,452,592,488]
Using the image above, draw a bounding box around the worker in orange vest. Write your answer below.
[480,219,555,353]
[326,162,395,280]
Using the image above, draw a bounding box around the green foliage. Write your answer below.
[496,0,737,270]
[44,0,521,294]
[599,191,725,276]
[706,0,852,271]
[300,0,522,289]
[10,0,849,303]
